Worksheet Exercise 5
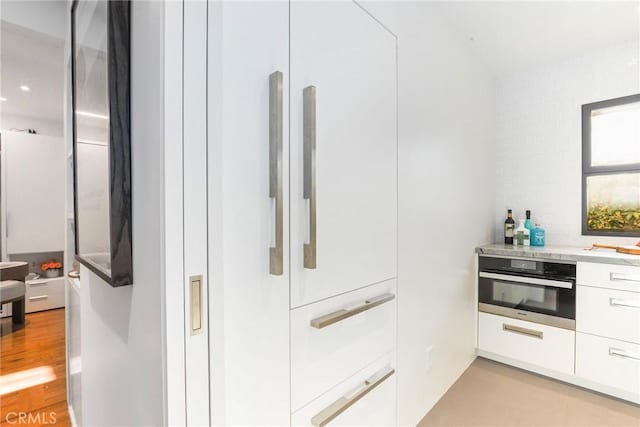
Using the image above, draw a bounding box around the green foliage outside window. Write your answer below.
[587,204,640,232]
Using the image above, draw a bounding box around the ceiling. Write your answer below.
[437,1,640,75]
[0,21,65,124]
[0,0,107,136]
[0,1,638,127]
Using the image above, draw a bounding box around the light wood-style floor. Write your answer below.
[0,309,70,426]
[419,357,640,426]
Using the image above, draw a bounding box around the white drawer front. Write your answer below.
[292,353,396,427]
[478,312,575,374]
[25,290,65,313]
[576,332,640,399]
[577,285,640,344]
[0,303,12,318]
[577,262,640,293]
[25,277,65,298]
[291,280,396,412]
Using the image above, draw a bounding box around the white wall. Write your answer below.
[0,0,67,40]
[495,41,640,247]
[77,2,165,425]
[1,113,63,137]
[361,3,496,425]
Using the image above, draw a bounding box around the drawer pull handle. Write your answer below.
[28,295,49,301]
[310,293,395,329]
[311,366,395,427]
[68,270,80,279]
[502,323,543,339]
[609,298,640,309]
[609,347,640,361]
[28,280,48,286]
[610,273,640,284]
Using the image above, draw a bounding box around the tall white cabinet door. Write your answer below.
[213,2,290,425]
[3,132,65,255]
[290,2,397,308]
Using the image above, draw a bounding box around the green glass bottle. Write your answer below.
[504,209,515,244]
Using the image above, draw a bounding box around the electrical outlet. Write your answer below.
[426,346,433,372]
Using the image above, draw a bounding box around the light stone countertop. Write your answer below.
[476,243,640,267]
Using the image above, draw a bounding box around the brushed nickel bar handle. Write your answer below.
[310,293,395,329]
[609,298,640,309]
[303,85,317,269]
[479,272,573,289]
[311,366,395,427]
[269,71,284,276]
[610,272,640,284]
[29,295,49,301]
[28,280,49,286]
[502,323,544,339]
[609,347,640,361]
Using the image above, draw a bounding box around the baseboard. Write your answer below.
[68,404,78,427]
[476,349,639,406]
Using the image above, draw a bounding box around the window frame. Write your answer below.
[582,93,640,237]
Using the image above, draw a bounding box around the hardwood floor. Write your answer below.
[419,357,640,426]
[0,309,70,426]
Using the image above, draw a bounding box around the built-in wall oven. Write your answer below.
[478,256,576,330]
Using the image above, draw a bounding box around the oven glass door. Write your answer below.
[479,276,575,320]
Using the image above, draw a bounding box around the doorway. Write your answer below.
[0,2,77,425]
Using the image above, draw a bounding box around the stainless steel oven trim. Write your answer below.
[479,303,575,330]
[479,272,574,289]
[478,254,577,265]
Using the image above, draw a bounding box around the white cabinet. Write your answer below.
[575,262,640,403]
[217,2,290,425]
[2,131,65,256]
[291,353,397,427]
[25,277,65,313]
[291,279,397,412]
[577,285,640,344]
[478,312,575,375]
[576,333,640,402]
[0,303,12,318]
[577,261,640,293]
[289,1,397,309]
[212,2,397,425]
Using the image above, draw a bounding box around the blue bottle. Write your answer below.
[524,210,535,235]
[531,225,546,247]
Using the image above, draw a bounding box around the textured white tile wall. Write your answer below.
[495,41,640,247]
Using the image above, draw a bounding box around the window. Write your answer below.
[582,94,640,236]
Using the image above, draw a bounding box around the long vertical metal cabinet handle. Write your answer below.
[311,366,395,427]
[303,86,317,269]
[269,71,284,275]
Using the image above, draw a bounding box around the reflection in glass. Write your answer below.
[591,102,640,167]
[491,281,558,312]
[586,173,640,233]
[74,0,111,275]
